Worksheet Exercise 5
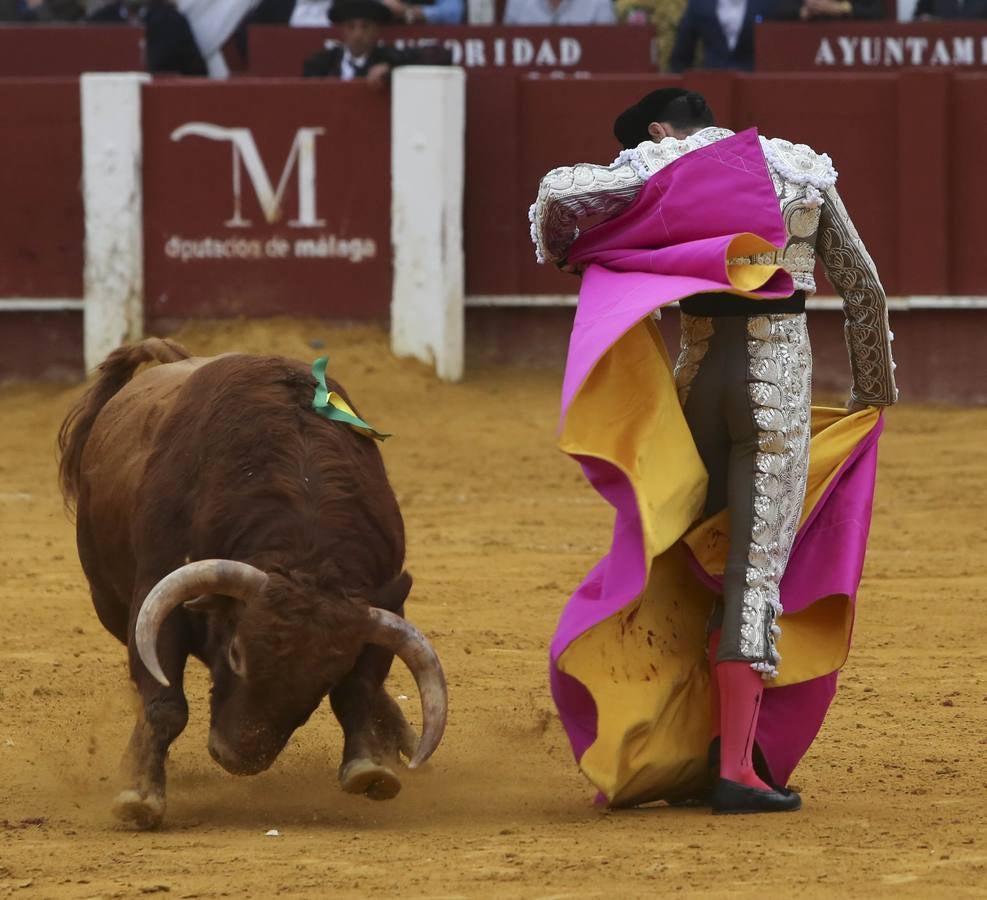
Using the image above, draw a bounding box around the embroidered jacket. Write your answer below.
[529,127,898,406]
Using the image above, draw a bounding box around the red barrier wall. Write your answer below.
[0,311,83,380]
[142,79,392,322]
[730,74,899,295]
[4,70,978,313]
[949,75,987,294]
[0,25,143,77]
[467,70,987,299]
[464,306,987,405]
[466,74,635,297]
[3,68,985,402]
[0,80,83,299]
[247,25,654,76]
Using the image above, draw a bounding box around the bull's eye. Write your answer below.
[227,636,247,679]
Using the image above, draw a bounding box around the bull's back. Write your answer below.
[80,357,213,509]
[133,354,405,588]
[75,357,217,613]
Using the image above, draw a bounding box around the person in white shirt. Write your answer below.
[290,0,331,23]
[175,0,260,76]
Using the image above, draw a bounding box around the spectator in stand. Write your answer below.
[377,0,463,24]
[914,0,987,19]
[88,0,208,74]
[770,0,885,19]
[243,0,462,26]
[291,0,331,22]
[668,0,772,71]
[238,0,292,22]
[614,0,687,69]
[503,0,617,24]
[302,0,414,84]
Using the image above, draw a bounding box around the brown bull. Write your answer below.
[58,338,447,829]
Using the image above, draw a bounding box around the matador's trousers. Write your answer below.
[673,312,813,677]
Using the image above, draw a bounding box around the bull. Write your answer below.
[57,338,447,829]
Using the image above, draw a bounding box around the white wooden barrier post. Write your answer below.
[391,67,466,382]
[81,72,150,373]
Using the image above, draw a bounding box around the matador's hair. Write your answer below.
[613,89,716,150]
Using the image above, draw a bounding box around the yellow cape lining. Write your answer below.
[556,316,878,806]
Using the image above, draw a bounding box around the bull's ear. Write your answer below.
[373,571,413,612]
[184,594,237,614]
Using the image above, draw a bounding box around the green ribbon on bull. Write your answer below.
[311,356,390,441]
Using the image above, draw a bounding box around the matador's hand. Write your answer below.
[366,63,392,90]
[558,260,587,276]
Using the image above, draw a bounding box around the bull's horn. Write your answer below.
[135,559,269,688]
[366,608,447,769]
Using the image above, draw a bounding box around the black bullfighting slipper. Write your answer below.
[707,737,795,795]
[711,778,802,815]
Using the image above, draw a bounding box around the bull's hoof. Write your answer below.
[113,789,166,830]
[339,758,401,801]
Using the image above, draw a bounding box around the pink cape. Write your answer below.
[548,130,883,798]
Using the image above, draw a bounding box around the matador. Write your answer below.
[531,88,897,814]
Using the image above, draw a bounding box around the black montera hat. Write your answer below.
[329,0,393,24]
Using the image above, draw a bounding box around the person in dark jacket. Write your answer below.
[10,0,85,19]
[88,0,208,75]
[301,0,413,85]
[668,0,775,72]
[913,0,987,19]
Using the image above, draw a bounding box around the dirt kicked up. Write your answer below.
[0,318,984,899]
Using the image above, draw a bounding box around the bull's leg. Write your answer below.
[330,644,414,801]
[373,689,418,762]
[75,517,130,644]
[114,611,190,830]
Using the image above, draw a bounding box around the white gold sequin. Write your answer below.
[672,315,715,406]
[739,314,812,678]
[529,160,643,266]
[817,186,899,406]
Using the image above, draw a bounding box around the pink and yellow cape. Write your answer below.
[550,130,883,806]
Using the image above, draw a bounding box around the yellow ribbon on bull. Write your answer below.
[311,356,390,441]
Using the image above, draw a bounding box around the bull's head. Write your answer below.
[133,560,446,775]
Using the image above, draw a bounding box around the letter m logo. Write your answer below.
[171,123,326,228]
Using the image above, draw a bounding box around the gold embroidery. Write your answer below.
[673,314,715,406]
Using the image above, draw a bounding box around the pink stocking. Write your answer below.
[717,660,771,790]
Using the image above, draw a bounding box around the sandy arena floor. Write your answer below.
[0,318,985,899]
